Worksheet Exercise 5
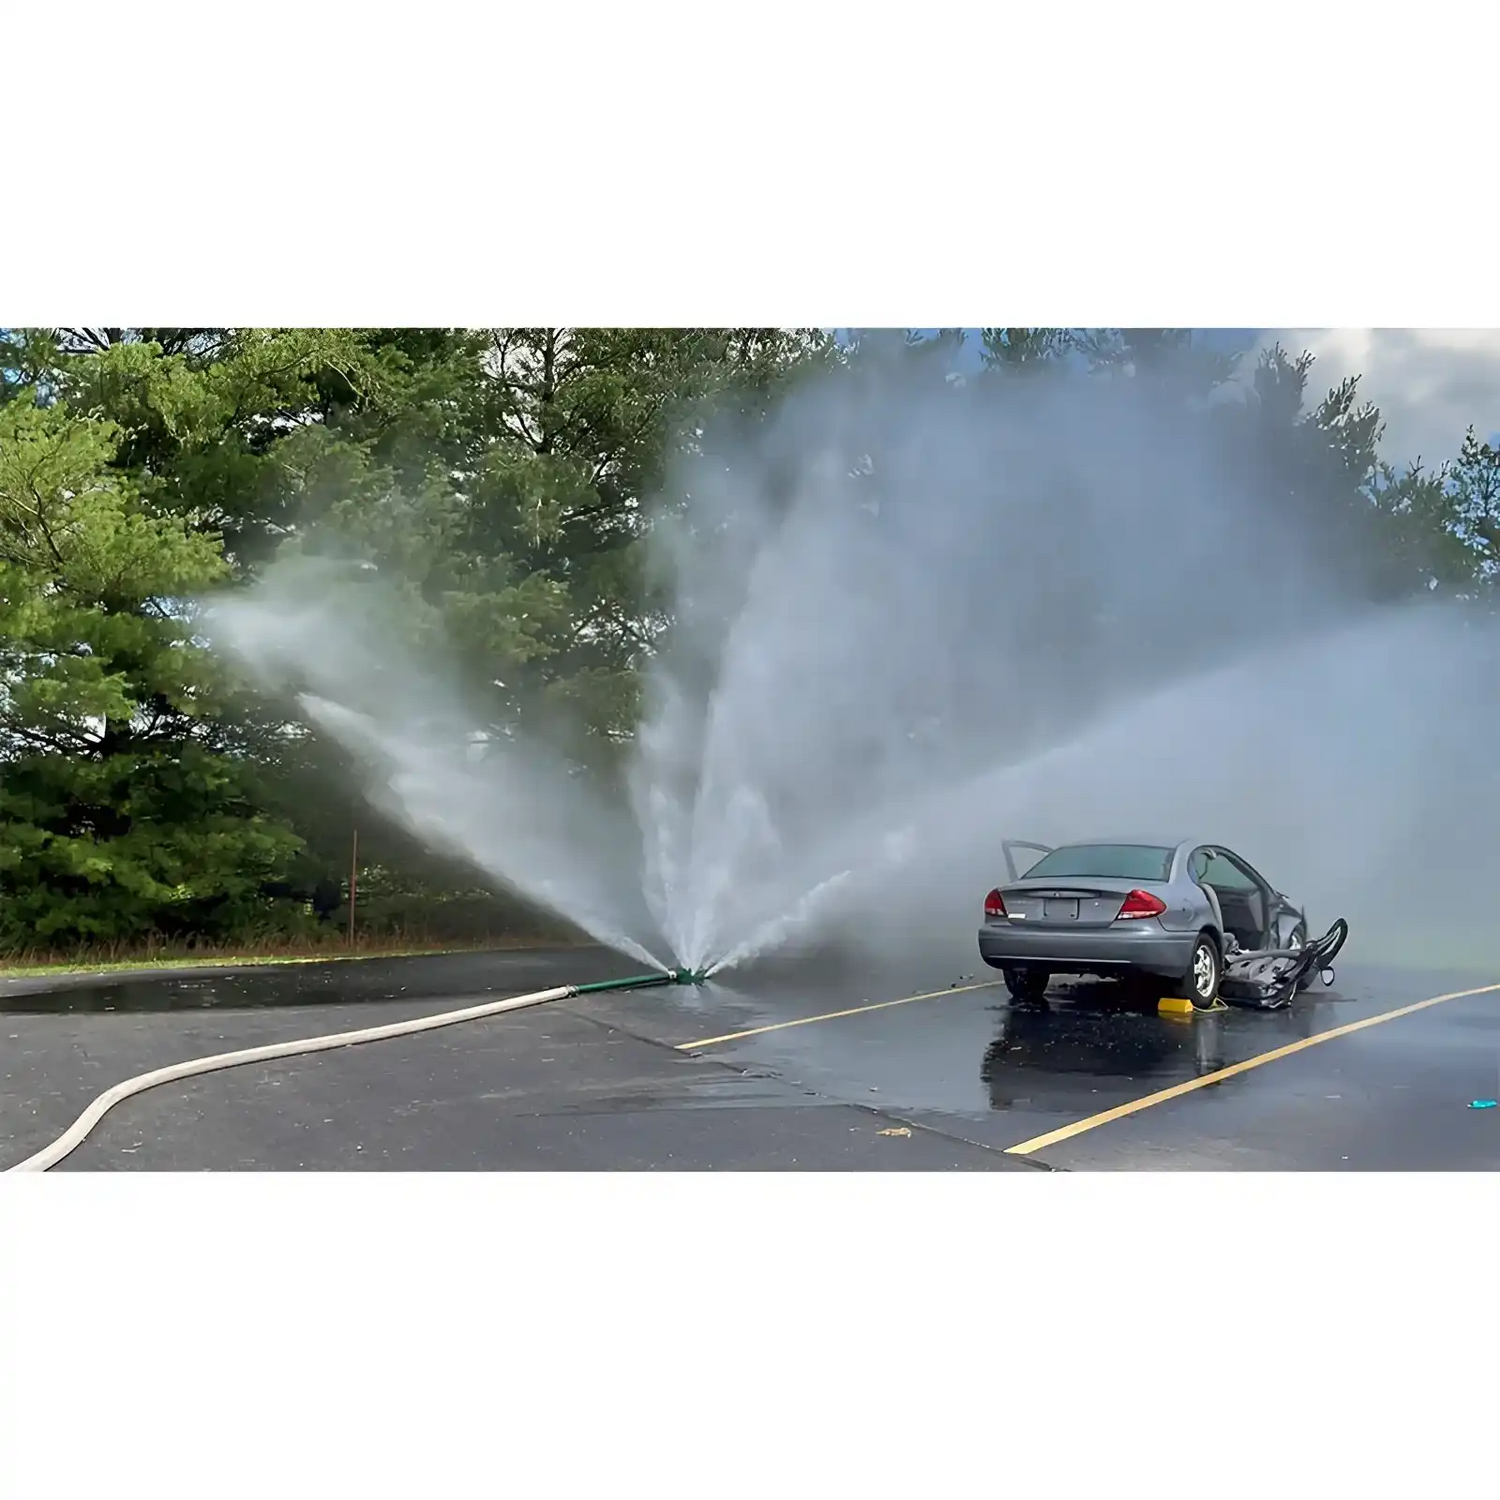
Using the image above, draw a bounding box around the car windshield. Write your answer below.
[1021,844,1173,881]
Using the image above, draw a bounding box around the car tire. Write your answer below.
[1003,967,1050,1004]
[1181,933,1221,1008]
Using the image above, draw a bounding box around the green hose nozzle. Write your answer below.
[568,968,707,997]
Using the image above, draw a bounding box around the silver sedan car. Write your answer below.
[977,837,1311,1005]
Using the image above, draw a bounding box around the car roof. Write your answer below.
[1054,836,1199,851]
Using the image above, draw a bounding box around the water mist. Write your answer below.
[209,354,1500,981]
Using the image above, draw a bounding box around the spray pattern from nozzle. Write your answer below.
[209,364,1500,983]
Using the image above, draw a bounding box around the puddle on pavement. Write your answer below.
[980,986,1342,1112]
[0,955,545,1016]
[1,974,293,1015]
[702,967,1357,1121]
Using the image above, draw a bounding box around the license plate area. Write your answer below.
[1044,898,1080,921]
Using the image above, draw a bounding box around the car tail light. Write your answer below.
[1116,889,1167,920]
[984,888,1007,918]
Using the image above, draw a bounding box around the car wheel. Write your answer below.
[1184,934,1221,1007]
[1003,967,1050,1004]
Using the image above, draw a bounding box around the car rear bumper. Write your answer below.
[977,921,1196,979]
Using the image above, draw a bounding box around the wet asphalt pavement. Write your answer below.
[3,944,1499,1170]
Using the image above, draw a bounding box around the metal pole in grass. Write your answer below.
[339,558,378,953]
[348,825,359,947]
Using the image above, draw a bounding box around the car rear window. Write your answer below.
[1021,844,1173,881]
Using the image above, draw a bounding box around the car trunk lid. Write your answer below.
[991,876,1166,929]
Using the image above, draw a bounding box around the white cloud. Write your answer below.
[1249,329,1500,467]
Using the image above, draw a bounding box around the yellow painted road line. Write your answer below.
[1004,980,1500,1157]
[675,979,1004,1051]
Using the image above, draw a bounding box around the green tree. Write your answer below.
[979,327,1074,372]
[0,327,417,950]
[1366,426,1500,598]
[0,396,303,947]
[1077,327,1239,395]
[286,327,832,746]
[1198,342,1415,601]
[1442,426,1500,589]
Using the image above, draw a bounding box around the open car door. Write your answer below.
[1003,840,1053,881]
